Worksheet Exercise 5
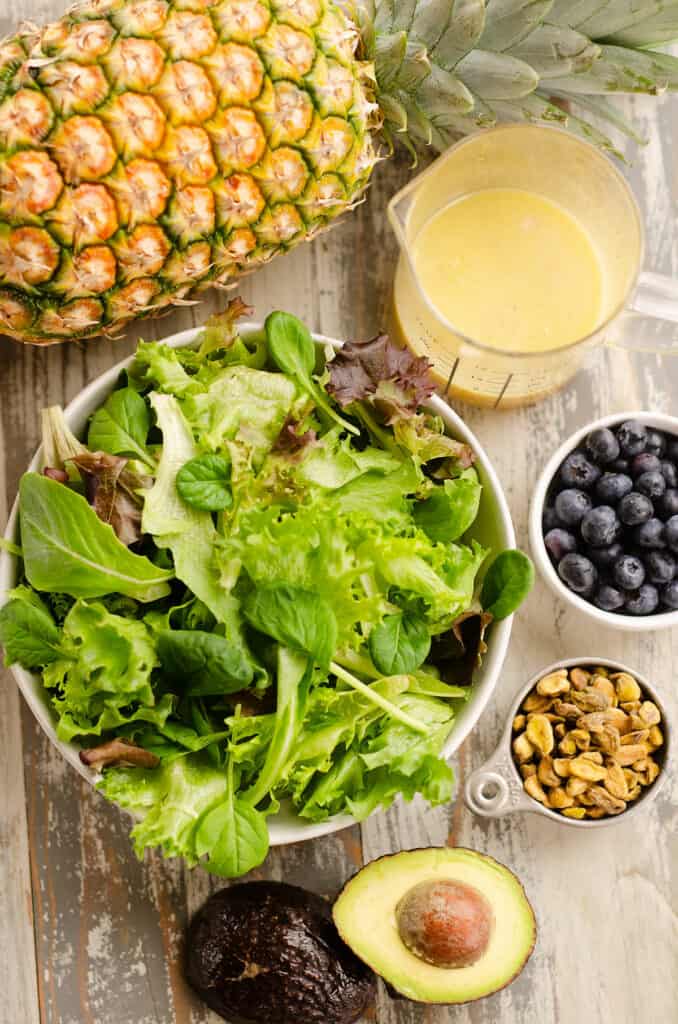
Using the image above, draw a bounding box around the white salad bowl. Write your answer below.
[529,410,678,632]
[0,325,515,846]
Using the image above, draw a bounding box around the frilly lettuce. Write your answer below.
[4,309,534,880]
[41,601,173,742]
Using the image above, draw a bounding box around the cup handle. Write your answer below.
[464,746,539,819]
[614,270,678,352]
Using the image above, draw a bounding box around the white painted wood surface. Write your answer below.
[0,1,677,1018]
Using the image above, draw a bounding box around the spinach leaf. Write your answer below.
[157,629,253,695]
[480,549,535,620]
[87,388,153,469]
[19,473,173,603]
[413,470,481,543]
[194,757,269,877]
[265,312,358,435]
[369,611,431,675]
[244,583,337,668]
[176,454,232,511]
[0,588,64,668]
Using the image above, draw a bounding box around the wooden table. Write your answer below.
[1,11,677,1022]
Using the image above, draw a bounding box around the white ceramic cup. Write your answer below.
[465,657,671,829]
[529,411,678,631]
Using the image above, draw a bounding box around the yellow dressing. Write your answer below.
[411,188,604,353]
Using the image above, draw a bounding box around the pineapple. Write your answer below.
[1,0,678,344]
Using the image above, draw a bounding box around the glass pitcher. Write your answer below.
[388,123,678,409]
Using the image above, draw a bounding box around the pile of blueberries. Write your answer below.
[543,420,678,616]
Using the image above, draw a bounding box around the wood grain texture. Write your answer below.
[0,4,676,1017]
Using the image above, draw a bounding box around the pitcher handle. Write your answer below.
[614,270,678,352]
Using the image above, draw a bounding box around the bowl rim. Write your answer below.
[466,655,671,828]
[0,323,515,846]
[529,410,678,632]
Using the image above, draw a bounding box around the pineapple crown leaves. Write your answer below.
[356,0,678,155]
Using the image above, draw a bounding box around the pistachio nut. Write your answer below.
[512,733,534,763]
[569,756,607,782]
[525,714,555,755]
[536,671,570,697]
[612,673,641,703]
[524,775,549,805]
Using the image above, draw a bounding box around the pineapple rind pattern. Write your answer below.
[0,0,378,342]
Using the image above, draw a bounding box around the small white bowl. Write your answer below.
[529,410,678,632]
[0,324,515,848]
[465,656,671,828]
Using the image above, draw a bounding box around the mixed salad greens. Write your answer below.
[0,303,533,877]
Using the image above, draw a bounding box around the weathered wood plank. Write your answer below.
[0,412,41,1024]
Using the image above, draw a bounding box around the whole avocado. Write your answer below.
[186,881,375,1024]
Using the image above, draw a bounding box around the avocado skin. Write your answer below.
[186,881,375,1024]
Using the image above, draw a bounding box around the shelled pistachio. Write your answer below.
[512,666,664,820]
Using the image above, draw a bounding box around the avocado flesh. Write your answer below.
[333,848,536,1004]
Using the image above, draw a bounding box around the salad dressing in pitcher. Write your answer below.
[412,188,604,354]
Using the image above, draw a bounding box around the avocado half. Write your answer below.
[185,881,375,1024]
[332,847,536,1004]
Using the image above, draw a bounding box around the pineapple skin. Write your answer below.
[0,0,378,343]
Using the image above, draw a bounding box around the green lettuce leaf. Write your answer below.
[87,387,154,469]
[43,601,171,742]
[19,473,173,602]
[182,364,301,466]
[0,586,63,669]
[143,395,243,625]
[98,754,229,863]
[413,469,482,542]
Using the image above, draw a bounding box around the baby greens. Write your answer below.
[87,387,153,470]
[1,307,533,880]
[176,454,232,511]
[481,550,535,621]
[369,612,431,676]
[19,474,173,602]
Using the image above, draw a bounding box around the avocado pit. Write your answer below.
[396,879,494,969]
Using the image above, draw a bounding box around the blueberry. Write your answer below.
[630,452,661,477]
[625,584,659,616]
[593,584,625,612]
[554,488,592,527]
[618,492,653,526]
[613,554,645,590]
[558,553,598,594]
[665,516,678,552]
[634,518,666,549]
[661,580,678,610]
[658,489,678,519]
[559,451,601,489]
[585,428,620,465]
[616,420,647,457]
[645,550,676,584]
[636,471,666,499]
[544,528,578,562]
[596,473,633,503]
[580,506,620,547]
[587,541,623,568]
[610,458,630,473]
[542,505,559,532]
[644,429,666,457]
[666,438,678,462]
[660,460,678,489]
